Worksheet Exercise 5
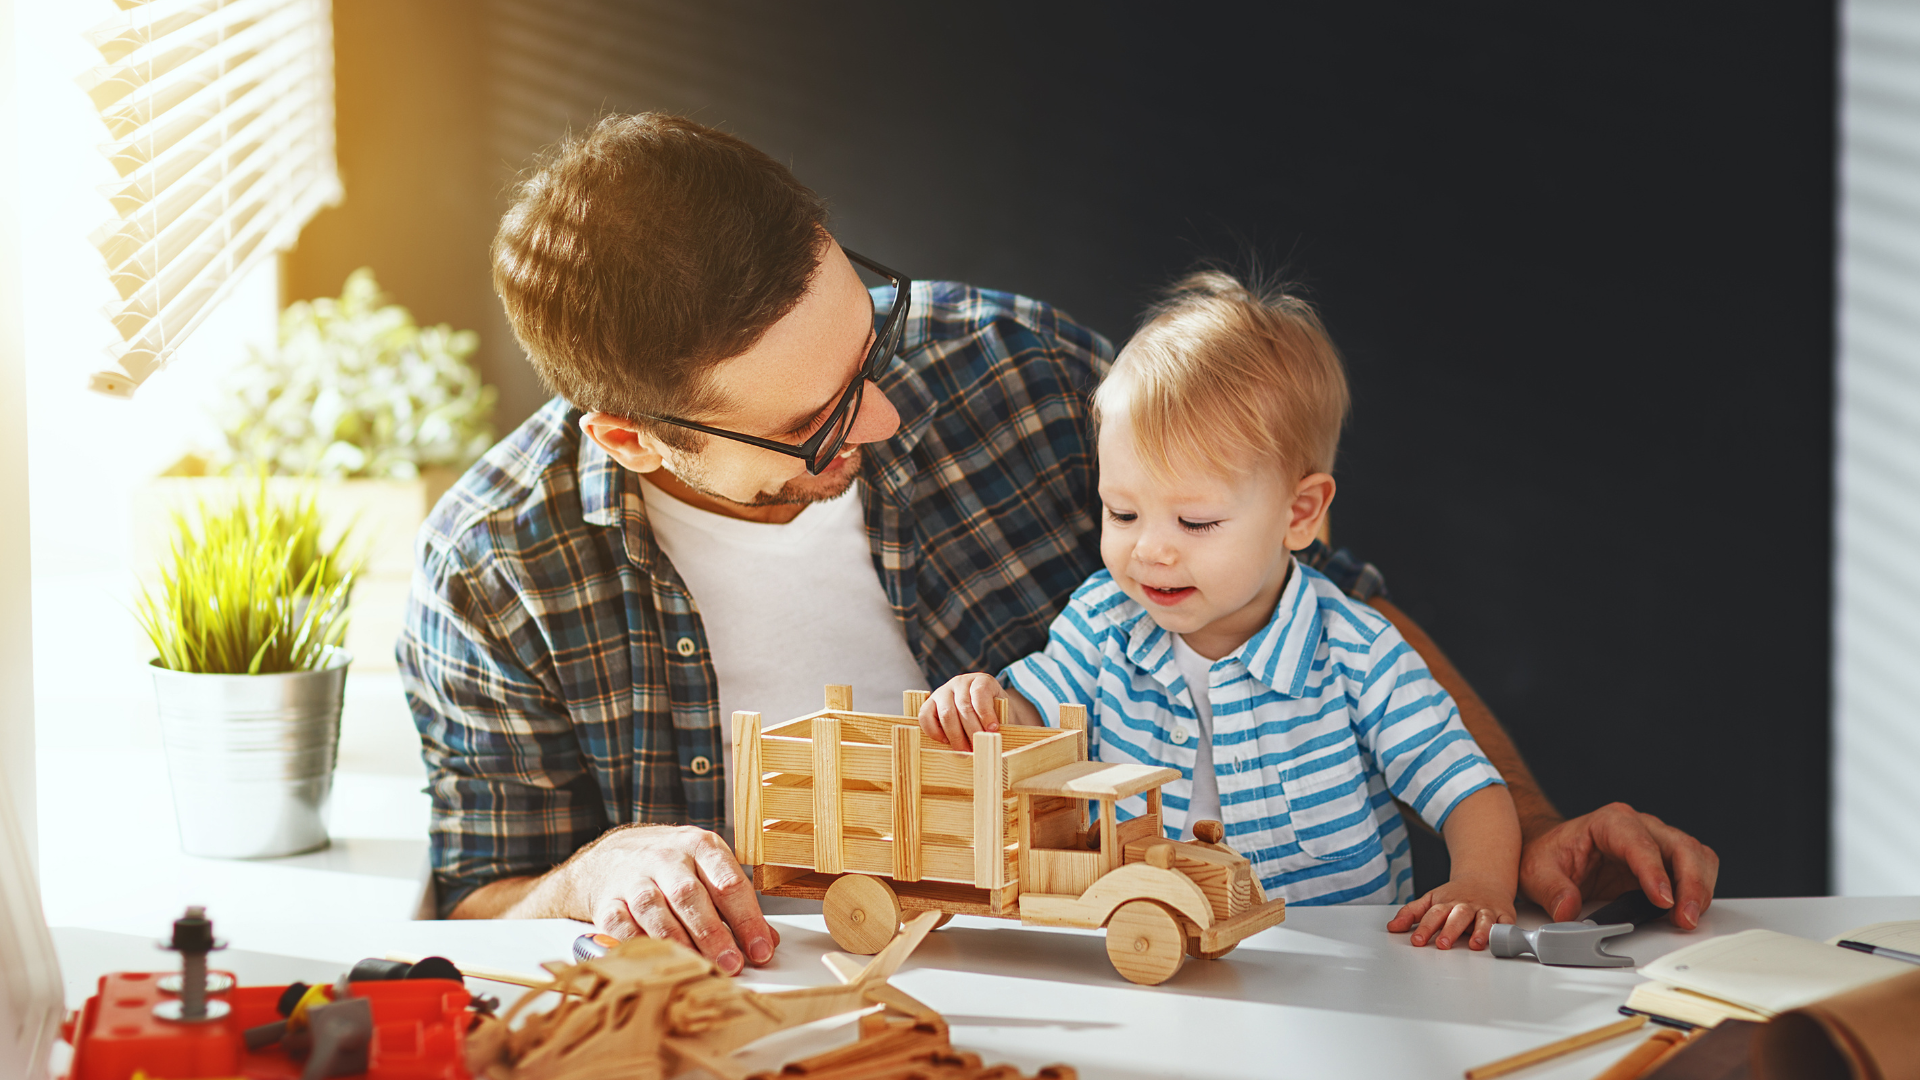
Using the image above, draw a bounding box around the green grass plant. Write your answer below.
[135,480,356,675]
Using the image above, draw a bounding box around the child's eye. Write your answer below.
[1180,519,1222,533]
[1105,508,1137,524]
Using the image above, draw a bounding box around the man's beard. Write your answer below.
[678,447,863,508]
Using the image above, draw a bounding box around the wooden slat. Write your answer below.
[973,730,1004,888]
[1059,703,1087,732]
[892,724,922,882]
[1117,814,1161,850]
[758,829,988,887]
[1100,798,1120,877]
[753,872,1017,919]
[826,715,914,746]
[919,747,975,790]
[825,684,853,710]
[812,716,843,874]
[1010,760,1180,800]
[762,737,812,774]
[768,785,977,838]
[902,690,928,716]
[1029,848,1103,897]
[1016,794,1032,898]
[732,710,762,865]
[1003,729,1087,784]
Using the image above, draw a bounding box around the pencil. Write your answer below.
[1464,1015,1648,1080]
[1590,1028,1688,1080]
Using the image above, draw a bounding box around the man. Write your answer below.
[399,113,1718,976]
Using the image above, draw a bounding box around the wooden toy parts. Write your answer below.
[735,685,1290,985]
[464,911,1075,1080]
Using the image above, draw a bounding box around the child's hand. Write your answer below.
[920,673,1009,748]
[1386,873,1517,950]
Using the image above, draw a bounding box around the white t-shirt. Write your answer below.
[637,476,927,822]
[1169,634,1223,840]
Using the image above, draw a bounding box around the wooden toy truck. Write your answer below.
[732,685,1289,985]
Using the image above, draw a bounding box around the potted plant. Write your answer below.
[136,268,496,670]
[134,481,357,858]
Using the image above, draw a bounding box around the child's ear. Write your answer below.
[1285,472,1336,551]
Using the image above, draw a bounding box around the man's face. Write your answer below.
[651,240,902,508]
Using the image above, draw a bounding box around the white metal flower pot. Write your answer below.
[151,648,350,858]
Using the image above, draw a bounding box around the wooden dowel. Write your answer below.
[1464,1015,1646,1079]
[382,953,561,993]
[1589,1029,1687,1080]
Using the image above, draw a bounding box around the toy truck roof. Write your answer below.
[1009,760,1179,802]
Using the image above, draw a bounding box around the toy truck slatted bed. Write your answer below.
[732,686,1088,914]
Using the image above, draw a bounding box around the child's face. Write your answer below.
[1097,407,1335,659]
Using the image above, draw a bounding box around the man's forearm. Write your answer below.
[450,867,576,920]
[1368,598,1563,841]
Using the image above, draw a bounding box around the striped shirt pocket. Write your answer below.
[1280,743,1376,861]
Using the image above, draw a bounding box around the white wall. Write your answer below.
[0,0,37,874]
[1837,0,1920,895]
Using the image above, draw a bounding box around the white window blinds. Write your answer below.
[78,0,341,398]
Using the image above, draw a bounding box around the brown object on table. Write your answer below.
[1464,1015,1648,1079]
[1752,967,1920,1080]
[1641,1020,1760,1080]
[1590,1028,1689,1080]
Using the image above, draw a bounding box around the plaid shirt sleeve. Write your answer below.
[398,504,611,917]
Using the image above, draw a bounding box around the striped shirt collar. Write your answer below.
[1107,556,1325,700]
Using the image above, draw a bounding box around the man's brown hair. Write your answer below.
[492,113,829,447]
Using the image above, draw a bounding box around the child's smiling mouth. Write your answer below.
[1140,584,1195,605]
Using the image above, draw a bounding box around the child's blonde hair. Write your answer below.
[1095,270,1349,482]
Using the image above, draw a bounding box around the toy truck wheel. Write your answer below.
[823,875,902,955]
[933,913,955,930]
[1104,900,1187,985]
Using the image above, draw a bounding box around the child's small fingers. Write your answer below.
[1467,908,1496,951]
[1434,903,1476,950]
[1410,901,1452,947]
[1387,896,1431,933]
[969,680,1002,731]
[919,709,947,745]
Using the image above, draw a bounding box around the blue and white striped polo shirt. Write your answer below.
[1001,560,1504,905]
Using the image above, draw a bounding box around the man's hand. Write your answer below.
[1520,802,1719,929]
[452,824,779,975]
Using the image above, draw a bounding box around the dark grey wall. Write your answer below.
[292,1,1837,898]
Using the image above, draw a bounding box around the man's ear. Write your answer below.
[580,412,668,474]
[1285,472,1337,551]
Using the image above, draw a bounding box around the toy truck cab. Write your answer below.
[1009,760,1288,985]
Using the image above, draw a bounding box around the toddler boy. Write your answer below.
[920,272,1520,949]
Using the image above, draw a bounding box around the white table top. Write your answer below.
[52,894,1920,1080]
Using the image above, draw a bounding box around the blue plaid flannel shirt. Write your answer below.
[399,280,1386,915]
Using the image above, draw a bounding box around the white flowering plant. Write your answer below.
[214,268,497,480]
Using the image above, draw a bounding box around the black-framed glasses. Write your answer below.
[641,249,911,475]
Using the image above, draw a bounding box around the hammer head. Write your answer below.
[1488,921,1637,967]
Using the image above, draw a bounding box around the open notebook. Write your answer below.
[1624,923,1917,1028]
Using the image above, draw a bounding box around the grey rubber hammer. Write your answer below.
[1489,889,1669,967]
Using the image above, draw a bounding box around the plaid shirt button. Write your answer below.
[675,636,697,657]
[690,756,712,775]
